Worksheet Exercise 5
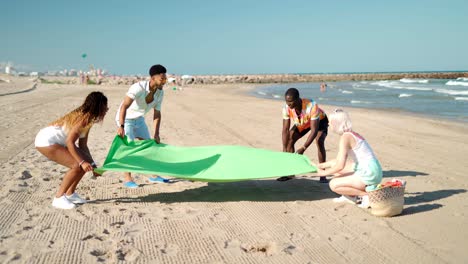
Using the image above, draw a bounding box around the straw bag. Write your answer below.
[368,185,405,217]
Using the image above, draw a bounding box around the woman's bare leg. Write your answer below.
[329,175,367,197]
[36,145,85,197]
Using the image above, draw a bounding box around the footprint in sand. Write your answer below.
[114,246,142,262]
[89,249,108,262]
[209,212,228,222]
[82,234,104,241]
[282,244,298,255]
[156,243,179,256]
[19,170,32,180]
[90,249,106,257]
[110,221,125,228]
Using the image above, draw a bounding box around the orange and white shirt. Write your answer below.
[282,98,326,132]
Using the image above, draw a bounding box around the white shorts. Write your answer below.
[34,126,67,147]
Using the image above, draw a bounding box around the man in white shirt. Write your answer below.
[116,64,169,188]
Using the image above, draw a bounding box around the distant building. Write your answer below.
[5,65,15,75]
[47,71,58,76]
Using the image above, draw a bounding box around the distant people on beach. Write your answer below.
[116,64,170,188]
[317,109,382,208]
[80,73,85,85]
[320,82,327,93]
[279,88,329,183]
[35,92,109,209]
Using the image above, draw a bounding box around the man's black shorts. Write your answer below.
[291,116,329,136]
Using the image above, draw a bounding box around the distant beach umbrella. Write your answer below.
[81,53,87,59]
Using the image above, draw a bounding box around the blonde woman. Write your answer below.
[317,109,382,207]
[35,91,108,209]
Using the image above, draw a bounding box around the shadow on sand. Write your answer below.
[404,189,466,205]
[93,178,336,204]
[399,189,466,215]
[383,170,429,178]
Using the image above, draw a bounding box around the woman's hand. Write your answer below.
[80,161,93,172]
[317,168,327,176]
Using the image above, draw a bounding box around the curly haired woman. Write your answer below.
[35,91,108,209]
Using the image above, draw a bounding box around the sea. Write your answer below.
[251,77,468,122]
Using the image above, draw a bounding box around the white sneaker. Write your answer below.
[66,193,87,204]
[358,195,370,208]
[52,195,76,209]
[333,195,357,204]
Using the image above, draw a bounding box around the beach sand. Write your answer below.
[1,77,467,263]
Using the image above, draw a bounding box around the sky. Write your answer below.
[1,0,468,75]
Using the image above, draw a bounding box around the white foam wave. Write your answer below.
[446,80,468,86]
[354,87,387,91]
[455,77,468,81]
[273,94,281,98]
[399,93,412,98]
[342,90,353,94]
[399,78,429,84]
[257,91,267,95]
[455,97,468,101]
[371,80,432,91]
[435,88,468,96]
[351,100,373,104]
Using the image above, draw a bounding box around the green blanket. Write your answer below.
[96,136,317,182]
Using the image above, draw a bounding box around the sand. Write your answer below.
[0,77,467,263]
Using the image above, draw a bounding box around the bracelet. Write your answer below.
[302,146,307,150]
[91,162,97,168]
[120,124,124,128]
[78,160,85,166]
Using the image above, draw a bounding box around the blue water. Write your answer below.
[251,77,468,122]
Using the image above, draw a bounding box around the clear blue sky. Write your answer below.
[2,0,468,75]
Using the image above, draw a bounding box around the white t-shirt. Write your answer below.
[116,80,164,120]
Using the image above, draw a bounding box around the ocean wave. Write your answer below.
[342,90,353,94]
[351,100,373,104]
[399,78,429,84]
[399,93,413,98]
[455,77,468,81]
[455,97,468,101]
[435,88,468,96]
[354,87,387,91]
[353,87,375,91]
[257,91,267,95]
[446,80,468,86]
[371,81,432,91]
[273,94,281,98]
